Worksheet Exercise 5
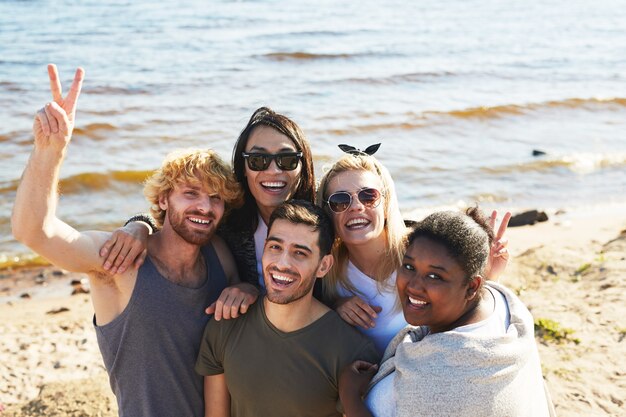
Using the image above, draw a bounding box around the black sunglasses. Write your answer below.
[241,152,303,171]
[325,188,384,213]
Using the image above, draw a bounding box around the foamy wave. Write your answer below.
[482,152,626,175]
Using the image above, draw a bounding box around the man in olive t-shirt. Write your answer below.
[195,201,380,417]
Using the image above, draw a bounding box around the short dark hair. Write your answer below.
[268,200,335,256]
[406,207,494,280]
[231,107,315,231]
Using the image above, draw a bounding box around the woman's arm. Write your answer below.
[206,234,259,320]
[338,361,377,417]
[204,374,230,417]
[99,216,153,274]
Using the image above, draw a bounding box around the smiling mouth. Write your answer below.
[188,217,212,225]
[261,181,287,192]
[345,218,370,229]
[270,271,296,287]
[407,296,428,308]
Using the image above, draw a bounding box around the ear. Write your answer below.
[315,254,334,279]
[158,193,169,211]
[465,275,483,301]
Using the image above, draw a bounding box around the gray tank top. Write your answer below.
[95,244,227,417]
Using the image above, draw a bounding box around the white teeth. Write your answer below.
[189,217,210,224]
[346,218,369,227]
[408,297,427,305]
[261,181,286,189]
[272,273,294,283]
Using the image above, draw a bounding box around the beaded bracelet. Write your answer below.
[123,213,158,234]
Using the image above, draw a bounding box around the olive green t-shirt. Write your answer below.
[195,299,380,417]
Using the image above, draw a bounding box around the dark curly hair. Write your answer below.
[406,207,494,280]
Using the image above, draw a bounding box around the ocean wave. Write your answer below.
[0,252,49,270]
[482,152,626,175]
[73,122,118,137]
[314,97,626,135]
[339,71,457,85]
[58,170,153,193]
[82,106,145,117]
[0,81,26,92]
[259,52,360,61]
[290,30,347,37]
[427,97,626,120]
[322,120,427,136]
[82,85,152,95]
[0,170,152,194]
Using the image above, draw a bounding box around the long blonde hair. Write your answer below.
[316,154,407,304]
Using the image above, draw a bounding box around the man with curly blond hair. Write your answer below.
[12,65,258,417]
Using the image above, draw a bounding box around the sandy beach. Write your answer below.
[1,204,625,416]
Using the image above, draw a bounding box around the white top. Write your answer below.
[364,286,512,417]
[337,261,407,354]
[254,214,268,288]
[449,286,510,336]
[364,371,396,417]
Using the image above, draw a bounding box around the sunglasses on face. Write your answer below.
[325,188,384,213]
[241,151,303,171]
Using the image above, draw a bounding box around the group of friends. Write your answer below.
[12,65,555,417]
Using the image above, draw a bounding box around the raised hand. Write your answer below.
[486,210,512,281]
[33,64,84,149]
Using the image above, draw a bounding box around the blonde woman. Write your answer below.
[317,146,409,353]
[318,145,510,354]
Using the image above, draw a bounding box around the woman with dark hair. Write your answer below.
[223,107,315,286]
[99,106,315,290]
[338,208,554,417]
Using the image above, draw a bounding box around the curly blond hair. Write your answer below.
[143,148,243,226]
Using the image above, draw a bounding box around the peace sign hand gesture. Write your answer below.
[33,64,85,150]
[486,210,512,281]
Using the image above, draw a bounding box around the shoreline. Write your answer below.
[1,203,625,416]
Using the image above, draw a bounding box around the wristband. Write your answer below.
[123,213,158,234]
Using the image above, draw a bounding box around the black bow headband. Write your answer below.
[338,143,381,156]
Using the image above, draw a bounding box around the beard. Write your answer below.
[167,209,219,246]
[264,267,317,305]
